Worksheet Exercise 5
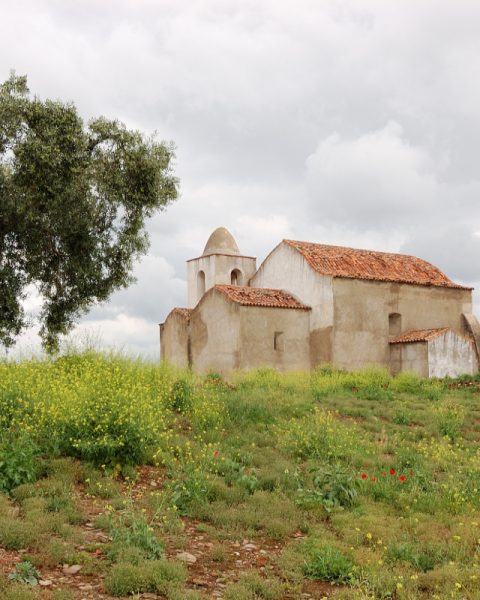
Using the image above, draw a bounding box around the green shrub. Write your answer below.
[279,408,366,462]
[434,399,465,440]
[0,353,175,468]
[391,371,424,394]
[392,408,413,425]
[8,561,40,586]
[104,563,145,595]
[298,464,359,511]
[170,379,193,412]
[386,541,446,572]
[107,506,164,560]
[104,560,185,596]
[0,517,44,550]
[352,367,392,401]
[0,432,39,493]
[224,572,285,600]
[303,542,356,583]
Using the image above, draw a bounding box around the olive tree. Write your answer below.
[0,73,178,351]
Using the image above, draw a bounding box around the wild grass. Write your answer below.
[0,353,479,598]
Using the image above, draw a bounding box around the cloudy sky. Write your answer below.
[2,0,480,357]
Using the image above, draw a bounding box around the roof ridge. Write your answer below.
[390,327,473,344]
[214,284,311,310]
[282,240,471,290]
[284,239,422,260]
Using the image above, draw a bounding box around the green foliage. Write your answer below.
[434,398,465,441]
[311,365,445,401]
[170,378,193,412]
[279,408,367,462]
[1,356,480,600]
[104,559,185,596]
[386,541,446,572]
[297,464,360,511]
[0,432,39,493]
[391,371,425,394]
[224,572,285,599]
[106,492,164,560]
[303,541,357,584]
[0,353,174,467]
[109,514,164,561]
[392,408,413,425]
[3,586,39,600]
[8,561,40,586]
[0,72,177,351]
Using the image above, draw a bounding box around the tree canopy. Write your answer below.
[0,73,178,351]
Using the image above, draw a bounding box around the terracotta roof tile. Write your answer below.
[215,285,310,310]
[390,327,460,344]
[284,240,470,289]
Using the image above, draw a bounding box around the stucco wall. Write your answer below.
[187,254,257,307]
[160,313,190,368]
[250,242,334,365]
[189,289,241,373]
[332,278,472,371]
[238,305,311,371]
[396,342,428,377]
[428,331,478,377]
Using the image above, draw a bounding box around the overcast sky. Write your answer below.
[2,0,480,358]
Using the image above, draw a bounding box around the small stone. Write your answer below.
[243,543,257,551]
[39,580,53,587]
[62,564,83,575]
[176,551,197,564]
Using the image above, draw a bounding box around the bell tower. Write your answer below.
[187,227,257,307]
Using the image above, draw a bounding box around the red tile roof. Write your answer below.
[284,240,470,289]
[215,285,310,310]
[390,327,460,344]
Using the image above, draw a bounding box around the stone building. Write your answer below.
[160,227,480,377]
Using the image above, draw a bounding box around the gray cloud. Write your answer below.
[2,0,480,355]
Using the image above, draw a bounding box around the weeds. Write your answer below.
[0,353,479,600]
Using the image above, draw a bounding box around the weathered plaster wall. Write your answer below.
[238,306,311,371]
[160,313,190,368]
[189,289,241,373]
[463,313,480,364]
[187,254,257,307]
[251,242,334,366]
[332,278,472,371]
[428,331,478,377]
[396,342,428,377]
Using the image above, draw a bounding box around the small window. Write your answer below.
[231,268,242,285]
[197,270,206,297]
[274,331,284,351]
[389,313,401,337]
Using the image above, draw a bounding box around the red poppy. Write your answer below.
[390,468,395,475]
[371,476,377,481]
[399,474,406,482]
[213,451,219,459]
[361,473,367,479]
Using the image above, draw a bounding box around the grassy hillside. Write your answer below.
[0,353,480,599]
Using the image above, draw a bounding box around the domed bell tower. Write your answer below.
[187,227,257,307]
